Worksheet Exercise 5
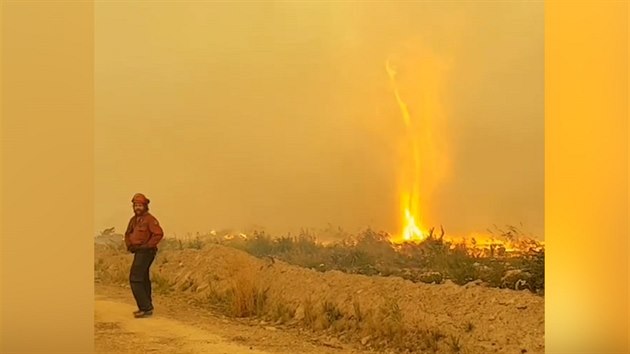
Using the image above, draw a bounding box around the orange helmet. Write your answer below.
[131,193,150,205]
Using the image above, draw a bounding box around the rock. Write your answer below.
[501,270,532,289]
[516,305,528,310]
[361,335,372,346]
[264,326,277,331]
[294,305,305,321]
[464,279,483,288]
[418,271,443,284]
[322,338,342,349]
[515,279,530,290]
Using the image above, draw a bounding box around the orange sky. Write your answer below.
[95,2,543,239]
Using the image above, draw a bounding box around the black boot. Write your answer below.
[134,310,153,318]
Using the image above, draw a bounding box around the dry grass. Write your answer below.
[375,297,404,340]
[225,271,269,318]
[95,259,128,285]
[322,300,343,326]
[465,321,475,333]
[352,298,363,323]
[449,334,463,353]
[302,296,317,328]
[268,299,295,324]
[152,272,173,294]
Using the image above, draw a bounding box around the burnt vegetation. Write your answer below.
[156,225,544,295]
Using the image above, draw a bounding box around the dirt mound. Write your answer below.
[96,243,544,354]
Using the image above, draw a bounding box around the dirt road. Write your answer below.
[95,285,369,354]
[95,297,274,354]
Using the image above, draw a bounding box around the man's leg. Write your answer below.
[129,253,143,311]
[129,251,152,312]
[143,249,156,310]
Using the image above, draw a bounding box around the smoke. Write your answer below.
[95,2,543,239]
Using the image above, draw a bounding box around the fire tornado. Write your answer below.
[385,59,425,242]
[385,48,450,243]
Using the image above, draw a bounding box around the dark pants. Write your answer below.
[129,248,157,311]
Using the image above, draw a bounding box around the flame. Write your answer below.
[386,59,426,242]
[402,208,424,241]
[447,231,545,257]
[386,46,449,243]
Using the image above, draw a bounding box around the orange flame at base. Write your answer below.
[402,208,425,242]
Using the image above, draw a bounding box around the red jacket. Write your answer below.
[124,212,164,249]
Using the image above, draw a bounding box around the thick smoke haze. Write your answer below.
[95,2,543,239]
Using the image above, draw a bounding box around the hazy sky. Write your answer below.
[95,2,543,239]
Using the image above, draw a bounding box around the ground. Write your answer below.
[95,242,544,354]
[95,284,371,354]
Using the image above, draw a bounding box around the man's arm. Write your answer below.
[146,217,164,248]
[124,217,134,248]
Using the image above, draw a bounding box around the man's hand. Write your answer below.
[127,245,139,253]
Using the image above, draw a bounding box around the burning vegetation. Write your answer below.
[224,226,544,295]
[113,223,543,295]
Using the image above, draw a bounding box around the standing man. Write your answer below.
[124,193,164,318]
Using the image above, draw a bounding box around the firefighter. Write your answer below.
[124,193,164,318]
